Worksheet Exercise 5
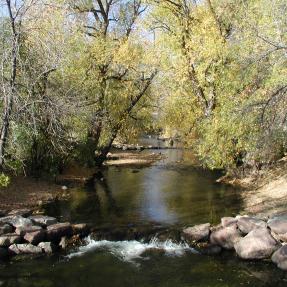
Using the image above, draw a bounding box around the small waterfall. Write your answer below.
[67,236,195,263]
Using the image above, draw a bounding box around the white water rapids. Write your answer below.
[67,236,196,263]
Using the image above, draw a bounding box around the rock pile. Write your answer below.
[0,209,90,259]
[182,214,287,271]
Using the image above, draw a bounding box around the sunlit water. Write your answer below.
[1,147,287,286]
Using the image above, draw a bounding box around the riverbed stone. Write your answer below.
[197,242,222,255]
[234,227,279,260]
[9,243,43,255]
[237,216,266,234]
[8,209,32,217]
[0,233,21,247]
[15,225,42,237]
[271,245,287,270]
[38,242,56,254]
[182,223,211,242]
[24,230,46,245]
[210,224,242,250]
[46,223,72,241]
[0,223,13,235]
[29,215,57,227]
[221,217,237,227]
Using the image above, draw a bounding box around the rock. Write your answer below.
[15,225,42,237]
[0,224,13,235]
[0,247,9,259]
[0,234,21,247]
[24,230,46,245]
[0,210,7,217]
[29,215,57,227]
[59,237,67,249]
[9,243,43,255]
[72,224,90,237]
[38,242,56,254]
[0,216,32,228]
[237,216,266,234]
[182,223,210,242]
[268,216,287,235]
[234,228,279,260]
[221,217,237,227]
[271,245,287,271]
[198,243,222,255]
[8,209,32,217]
[46,223,72,242]
[210,224,242,250]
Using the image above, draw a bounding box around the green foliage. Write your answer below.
[0,173,10,187]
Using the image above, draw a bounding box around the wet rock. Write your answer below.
[8,209,32,217]
[268,216,287,236]
[0,247,9,259]
[38,242,56,254]
[0,234,21,247]
[237,216,266,234]
[182,223,210,242]
[15,225,42,237]
[9,243,43,255]
[234,228,279,260]
[210,224,242,250]
[46,223,72,242]
[72,224,90,237]
[197,242,222,255]
[29,215,57,227]
[0,216,32,228]
[24,230,46,245]
[59,237,67,249]
[221,217,237,227]
[0,210,7,217]
[0,224,13,235]
[271,245,287,270]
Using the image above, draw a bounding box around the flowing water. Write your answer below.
[0,147,287,286]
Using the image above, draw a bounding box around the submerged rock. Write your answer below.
[24,230,46,245]
[9,243,43,255]
[234,228,279,260]
[38,242,56,254]
[237,216,266,234]
[197,242,222,255]
[46,223,72,242]
[29,215,57,227]
[272,245,287,270]
[182,223,210,242]
[0,234,21,247]
[210,224,242,250]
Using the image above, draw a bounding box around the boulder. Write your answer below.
[15,225,42,237]
[0,224,13,235]
[210,224,242,250]
[72,224,90,237]
[198,243,222,255]
[24,230,46,245]
[237,216,266,234]
[221,217,237,227]
[0,216,32,228]
[29,215,57,227]
[8,209,32,217]
[268,216,287,235]
[234,228,279,260]
[271,245,287,271]
[9,243,42,255]
[0,233,21,247]
[182,223,210,242]
[46,223,72,242]
[38,242,56,254]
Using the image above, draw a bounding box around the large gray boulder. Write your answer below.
[0,223,13,235]
[29,215,57,227]
[0,233,21,247]
[46,223,72,242]
[268,216,287,235]
[237,216,266,234]
[221,217,237,227]
[234,228,279,260]
[210,224,242,250]
[0,216,32,228]
[15,225,42,237]
[38,242,56,254]
[24,230,46,245]
[9,243,43,255]
[271,245,287,270]
[182,223,210,242]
